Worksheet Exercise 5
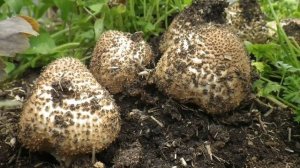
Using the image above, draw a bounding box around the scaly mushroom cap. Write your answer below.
[18,57,120,161]
[225,0,269,43]
[155,25,251,114]
[90,30,154,94]
[160,0,228,53]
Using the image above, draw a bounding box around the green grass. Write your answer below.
[0,0,192,80]
[249,0,300,121]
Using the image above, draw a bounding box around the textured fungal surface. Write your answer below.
[90,30,154,94]
[225,0,269,43]
[18,57,120,162]
[155,25,251,114]
[159,0,228,53]
[282,19,300,44]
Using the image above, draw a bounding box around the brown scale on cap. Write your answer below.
[225,0,269,43]
[90,30,154,94]
[159,0,228,53]
[155,24,251,114]
[18,57,121,166]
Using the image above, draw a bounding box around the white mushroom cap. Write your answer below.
[90,30,154,94]
[155,24,251,114]
[18,57,120,165]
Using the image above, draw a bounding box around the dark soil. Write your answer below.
[0,1,300,168]
[1,72,300,168]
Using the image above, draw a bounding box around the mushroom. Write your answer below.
[90,30,154,94]
[159,0,228,53]
[18,57,121,167]
[155,24,251,114]
[225,0,269,43]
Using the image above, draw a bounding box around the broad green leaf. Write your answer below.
[4,0,32,13]
[252,62,265,73]
[94,18,104,40]
[89,3,104,13]
[53,0,74,21]
[4,61,15,74]
[27,32,56,55]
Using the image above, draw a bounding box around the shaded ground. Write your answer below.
[0,75,300,168]
[1,1,300,167]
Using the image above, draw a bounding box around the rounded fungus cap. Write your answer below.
[225,0,269,43]
[155,24,251,114]
[18,57,121,165]
[90,30,154,94]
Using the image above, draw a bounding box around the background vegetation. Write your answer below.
[0,0,191,79]
[250,0,300,121]
[0,0,299,121]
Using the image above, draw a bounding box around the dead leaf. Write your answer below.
[0,16,39,57]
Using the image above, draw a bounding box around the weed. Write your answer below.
[0,0,192,81]
[249,0,300,121]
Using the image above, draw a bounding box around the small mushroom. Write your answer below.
[18,57,121,167]
[225,0,269,43]
[155,24,251,114]
[90,30,154,94]
[282,19,300,44]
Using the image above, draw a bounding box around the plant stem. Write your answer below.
[54,42,81,52]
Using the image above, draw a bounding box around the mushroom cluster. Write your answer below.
[155,18,251,114]
[18,57,121,166]
[90,30,154,94]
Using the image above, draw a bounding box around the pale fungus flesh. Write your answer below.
[18,57,121,166]
[90,30,154,94]
[155,24,251,114]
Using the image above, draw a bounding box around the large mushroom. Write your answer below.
[90,30,154,94]
[18,57,121,167]
[155,24,251,114]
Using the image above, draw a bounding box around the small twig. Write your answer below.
[288,127,292,142]
[285,147,294,153]
[254,97,273,109]
[180,157,187,167]
[204,141,212,160]
[257,113,267,133]
[212,154,230,164]
[0,100,23,109]
[150,116,164,127]
[264,108,274,117]
[92,145,96,164]
[252,109,267,133]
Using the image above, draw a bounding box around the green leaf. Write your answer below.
[89,3,104,13]
[53,0,74,21]
[276,61,300,73]
[252,62,265,73]
[264,82,282,95]
[115,4,126,14]
[94,18,104,40]
[4,0,33,13]
[0,0,4,6]
[33,0,54,18]
[4,61,15,74]
[27,32,56,55]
